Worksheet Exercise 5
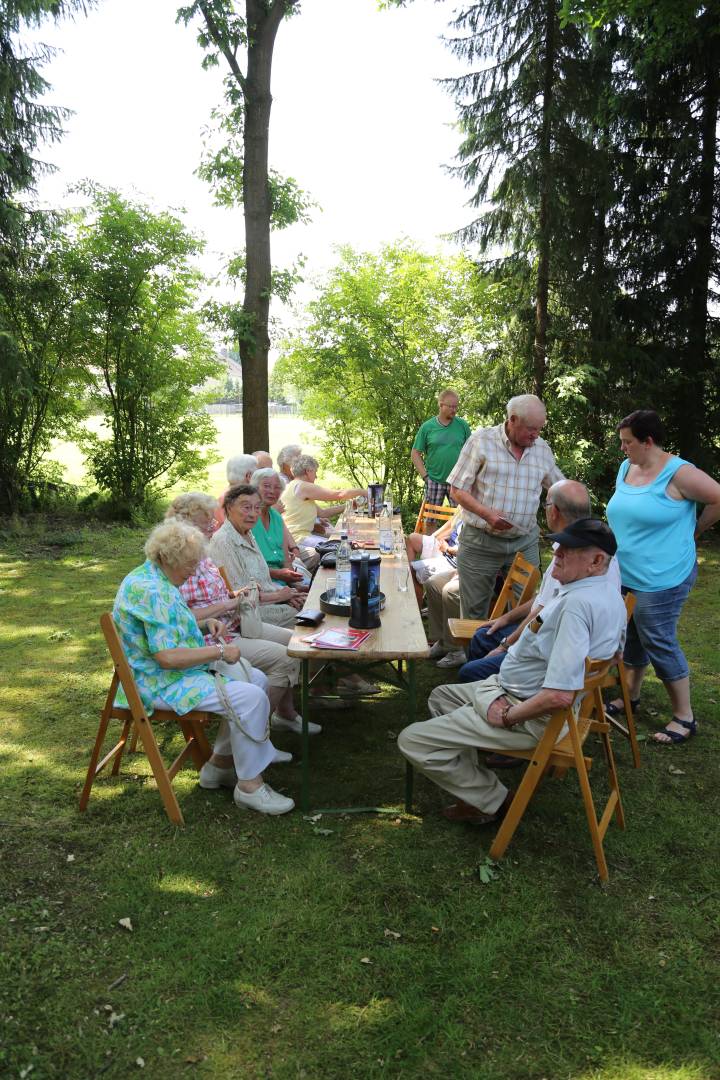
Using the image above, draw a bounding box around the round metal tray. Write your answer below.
[319,589,386,615]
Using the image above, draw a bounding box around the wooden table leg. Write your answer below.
[405,660,417,812]
[301,658,310,812]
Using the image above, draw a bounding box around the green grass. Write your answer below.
[1,518,719,1080]
[51,413,340,496]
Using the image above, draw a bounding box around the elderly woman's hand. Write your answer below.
[274,567,304,584]
[203,617,226,639]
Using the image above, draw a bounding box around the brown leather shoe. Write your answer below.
[485,752,524,769]
[441,790,514,826]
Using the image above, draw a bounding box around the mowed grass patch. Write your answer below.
[0,521,719,1079]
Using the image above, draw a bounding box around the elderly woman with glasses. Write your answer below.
[165,493,319,738]
[112,518,295,814]
[250,467,319,582]
[281,454,365,545]
[209,485,306,630]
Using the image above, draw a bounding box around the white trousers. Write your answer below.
[155,667,274,781]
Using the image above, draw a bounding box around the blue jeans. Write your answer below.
[624,563,698,683]
[460,618,522,683]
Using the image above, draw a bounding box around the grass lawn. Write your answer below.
[1,517,719,1080]
[51,414,340,496]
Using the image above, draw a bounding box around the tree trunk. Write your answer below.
[532,0,557,400]
[238,0,288,453]
[677,25,718,468]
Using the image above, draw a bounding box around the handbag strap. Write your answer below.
[213,670,270,744]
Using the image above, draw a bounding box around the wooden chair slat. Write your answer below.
[79,613,214,826]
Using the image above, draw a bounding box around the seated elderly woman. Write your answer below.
[166,493,320,737]
[210,485,305,629]
[214,454,259,527]
[251,467,319,582]
[281,454,366,544]
[112,518,294,815]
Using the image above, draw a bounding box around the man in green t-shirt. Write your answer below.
[412,390,472,508]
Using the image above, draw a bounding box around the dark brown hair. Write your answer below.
[617,409,665,446]
[222,484,259,511]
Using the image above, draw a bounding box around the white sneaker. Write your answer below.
[198,761,237,789]
[436,648,467,668]
[233,783,295,815]
[427,641,447,660]
[271,713,322,736]
[272,748,293,764]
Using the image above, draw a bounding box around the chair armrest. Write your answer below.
[447,618,489,643]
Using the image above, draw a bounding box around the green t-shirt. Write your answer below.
[412,415,472,482]
[251,506,285,569]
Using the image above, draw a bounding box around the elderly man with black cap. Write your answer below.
[398,519,627,826]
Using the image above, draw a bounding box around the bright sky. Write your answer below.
[31,0,470,326]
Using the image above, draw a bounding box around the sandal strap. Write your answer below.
[671,717,696,731]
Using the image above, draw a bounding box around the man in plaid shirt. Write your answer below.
[448,394,564,625]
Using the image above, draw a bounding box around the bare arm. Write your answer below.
[189,598,237,621]
[153,640,241,669]
[485,686,575,728]
[296,480,365,502]
[486,598,537,637]
[411,448,428,479]
[449,486,513,532]
[671,464,720,537]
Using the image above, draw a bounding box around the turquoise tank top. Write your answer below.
[252,507,285,569]
[606,456,697,591]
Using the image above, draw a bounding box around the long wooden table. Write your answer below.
[287,540,429,812]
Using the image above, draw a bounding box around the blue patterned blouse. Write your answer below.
[112,560,215,715]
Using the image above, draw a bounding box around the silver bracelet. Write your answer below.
[216,641,225,662]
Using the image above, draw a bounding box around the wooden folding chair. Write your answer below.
[414,499,457,535]
[79,613,214,826]
[485,658,624,881]
[599,593,641,768]
[405,657,625,881]
[447,551,541,642]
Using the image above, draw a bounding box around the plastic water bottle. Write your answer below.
[379,503,393,554]
[335,532,351,602]
[342,499,355,540]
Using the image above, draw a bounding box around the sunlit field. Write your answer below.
[51,412,346,494]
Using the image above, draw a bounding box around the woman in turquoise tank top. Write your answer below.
[606,410,720,744]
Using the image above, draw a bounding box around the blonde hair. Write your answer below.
[145,519,206,569]
[438,388,458,404]
[165,492,218,527]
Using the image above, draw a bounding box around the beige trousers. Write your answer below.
[425,569,461,650]
[229,621,299,688]
[258,603,298,629]
[398,674,549,814]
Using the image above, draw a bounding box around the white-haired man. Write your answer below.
[398,520,626,825]
[214,454,259,526]
[448,394,564,621]
[252,450,273,470]
[277,444,302,482]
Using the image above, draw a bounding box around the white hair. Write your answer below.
[506,394,546,421]
[165,492,218,526]
[145,519,205,568]
[277,444,302,468]
[292,454,318,477]
[250,467,282,488]
[226,454,259,484]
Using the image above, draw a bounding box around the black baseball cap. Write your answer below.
[546,518,617,556]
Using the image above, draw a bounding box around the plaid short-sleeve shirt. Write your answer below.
[447,422,564,536]
[180,557,240,642]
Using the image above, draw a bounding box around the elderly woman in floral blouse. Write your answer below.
[166,492,320,737]
[209,485,304,629]
[112,518,294,815]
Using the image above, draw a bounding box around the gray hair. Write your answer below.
[226,454,259,484]
[165,492,218,527]
[292,454,318,477]
[277,443,302,468]
[506,394,546,421]
[250,467,282,489]
[145,518,205,569]
[548,480,591,524]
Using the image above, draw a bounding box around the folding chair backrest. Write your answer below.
[488,552,541,620]
[101,612,151,725]
[414,500,456,535]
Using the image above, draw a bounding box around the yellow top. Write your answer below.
[282,480,318,539]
